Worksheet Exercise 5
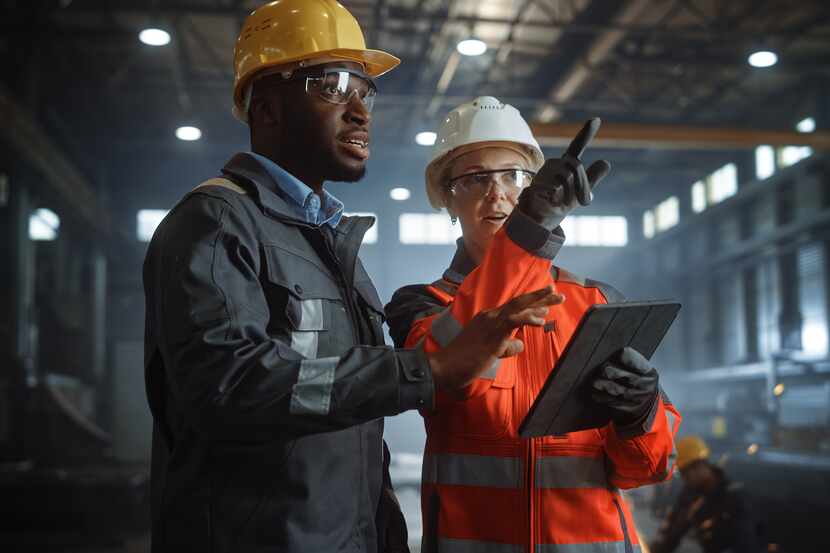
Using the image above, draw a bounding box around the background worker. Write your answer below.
[386,96,681,553]
[142,4,563,553]
[650,436,762,553]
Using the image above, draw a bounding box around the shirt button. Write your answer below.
[412,368,424,378]
[294,284,303,295]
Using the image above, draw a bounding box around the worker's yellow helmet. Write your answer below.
[233,0,400,121]
[676,435,710,470]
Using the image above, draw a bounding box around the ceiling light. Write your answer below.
[139,28,171,47]
[415,131,437,146]
[175,126,202,141]
[457,39,487,57]
[748,50,777,68]
[796,117,816,133]
[390,187,411,201]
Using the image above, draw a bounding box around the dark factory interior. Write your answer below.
[1,1,829,552]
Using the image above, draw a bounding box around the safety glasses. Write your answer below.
[302,67,378,112]
[448,168,536,200]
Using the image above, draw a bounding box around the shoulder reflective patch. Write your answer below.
[535,456,608,489]
[556,268,588,286]
[422,453,522,489]
[431,278,459,297]
[437,538,523,553]
[193,177,247,195]
[289,356,339,415]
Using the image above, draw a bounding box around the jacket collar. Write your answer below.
[221,152,311,224]
[442,238,478,284]
[220,152,376,243]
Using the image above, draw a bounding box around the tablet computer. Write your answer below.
[518,300,681,438]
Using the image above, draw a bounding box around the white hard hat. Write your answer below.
[425,96,544,210]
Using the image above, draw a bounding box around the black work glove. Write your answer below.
[517,118,611,231]
[590,347,659,428]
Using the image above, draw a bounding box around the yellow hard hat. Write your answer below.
[676,435,710,470]
[233,0,400,120]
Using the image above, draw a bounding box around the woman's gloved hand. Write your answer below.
[517,118,611,231]
[590,346,659,427]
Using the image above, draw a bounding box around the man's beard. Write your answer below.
[282,130,367,183]
[322,158,367,183]
[318,146,366,182]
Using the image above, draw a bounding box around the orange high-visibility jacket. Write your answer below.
[386,212,681,553]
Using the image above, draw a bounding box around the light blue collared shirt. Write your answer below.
[248,152,344,228]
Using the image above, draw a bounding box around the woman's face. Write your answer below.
[446,146,531,254]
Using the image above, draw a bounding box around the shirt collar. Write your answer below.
[247,152,344,228]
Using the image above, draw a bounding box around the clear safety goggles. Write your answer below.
[296,67,378,112]
[448,168,536,200]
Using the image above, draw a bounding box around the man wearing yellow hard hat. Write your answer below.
[650,436,762,553]
[143,2,560,552]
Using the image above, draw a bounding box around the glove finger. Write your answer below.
[592,378,626,397]
[565,117,601,159]
[586,160,611,193]
[617,347,653,375]
[601,364,643,386]
[575,163,592,206]
[560,157,581,206]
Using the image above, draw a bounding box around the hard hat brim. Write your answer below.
[326,48,401,77]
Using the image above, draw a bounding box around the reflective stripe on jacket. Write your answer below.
[386,210,681,553]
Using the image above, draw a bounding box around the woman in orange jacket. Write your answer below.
[385,97,681,553]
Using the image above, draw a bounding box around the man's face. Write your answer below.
[255,61,372,183]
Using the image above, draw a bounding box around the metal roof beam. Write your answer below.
[530,121,830,150]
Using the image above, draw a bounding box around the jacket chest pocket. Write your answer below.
[262,244,345,359]
[441,361,516,440]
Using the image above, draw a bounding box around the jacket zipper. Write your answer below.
[318,228,362,344]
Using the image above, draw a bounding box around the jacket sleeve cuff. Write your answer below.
[396,347,435,411]
[613,390,660,440]
[505,209,565,260]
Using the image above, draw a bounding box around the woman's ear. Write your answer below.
[443,188,457,218]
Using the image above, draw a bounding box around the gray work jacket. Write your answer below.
[143,152,433,553]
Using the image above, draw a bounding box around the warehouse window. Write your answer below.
[754,145,812,180]
[655,196,679,232]
[29,208,60,241]
[708,163,737,204]
[643,210,655,239]
[691,181,706,213]
[689,163,737,213]
[755,145,775,180]
[344,212,378,244]
[137,209,169,242]
[399,213,462,244]
[561,216,627,246]
[778,146,813,168]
